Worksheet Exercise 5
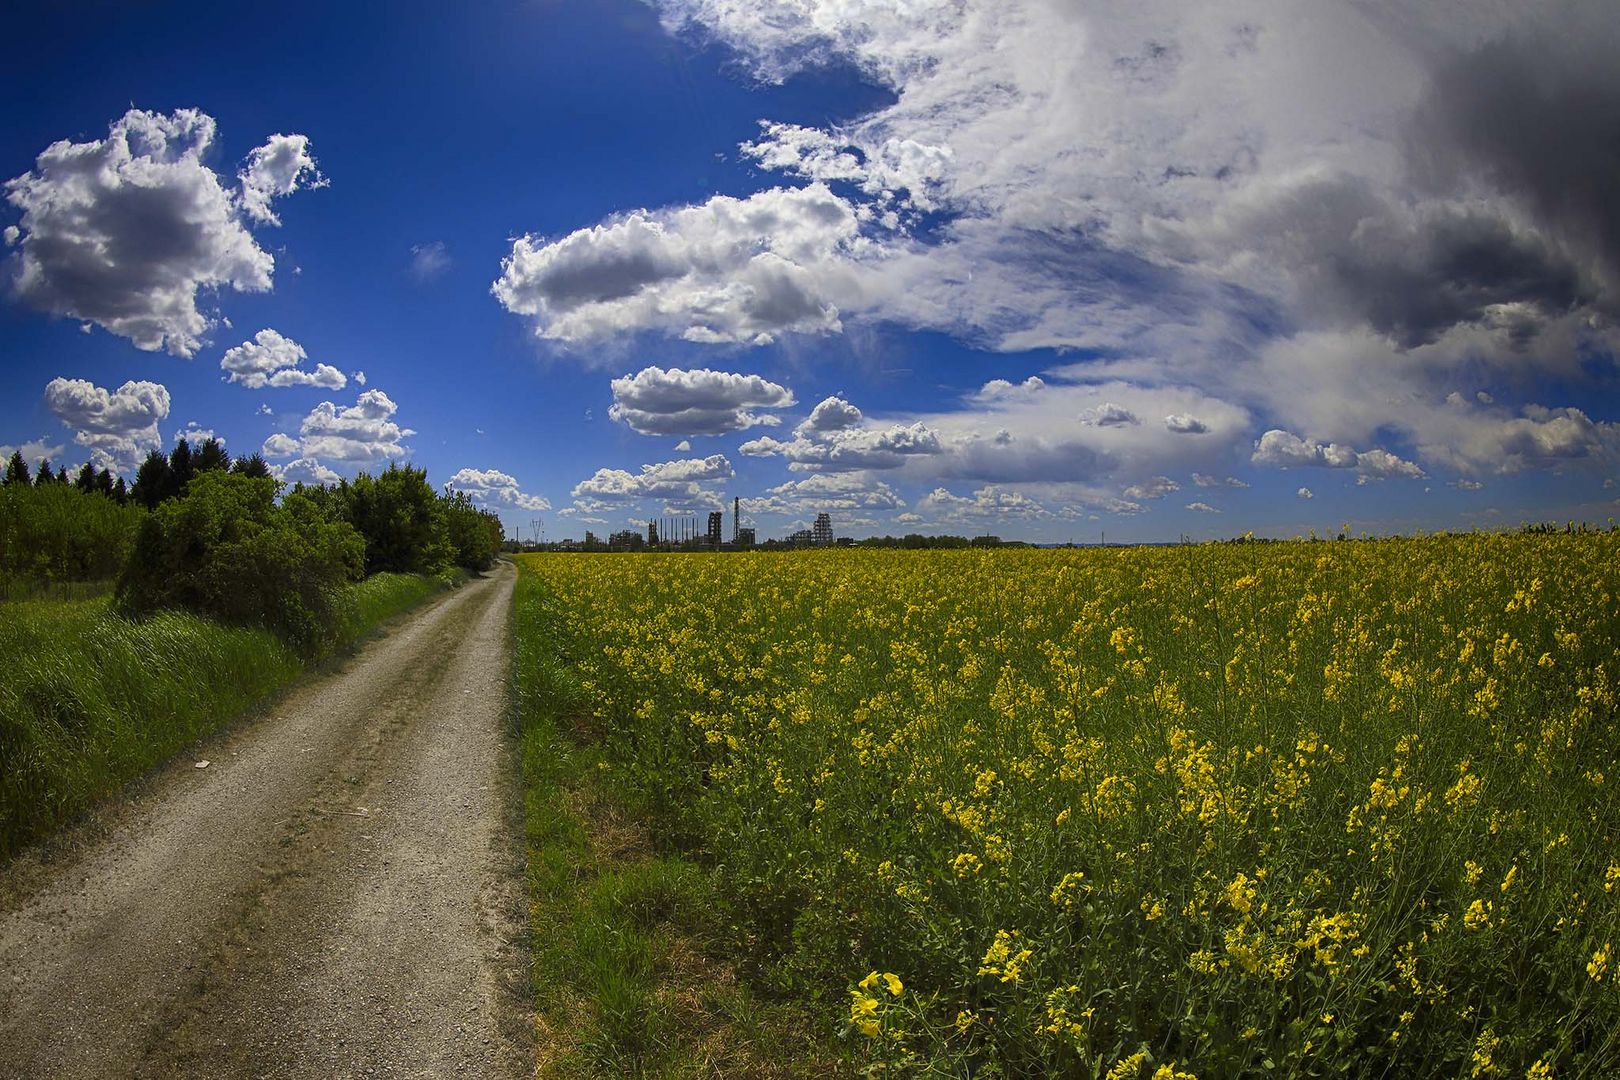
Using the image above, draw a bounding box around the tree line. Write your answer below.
[3,437,503,653]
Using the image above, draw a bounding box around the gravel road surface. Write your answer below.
[0,563,531,1078]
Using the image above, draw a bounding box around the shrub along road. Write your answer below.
[0,562,530,1078]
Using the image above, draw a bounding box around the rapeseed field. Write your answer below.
[514,533,1619,1076]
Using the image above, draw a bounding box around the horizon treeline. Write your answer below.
[3,435,504,651]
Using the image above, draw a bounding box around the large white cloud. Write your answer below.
[1252,429,1425,480]
[448,467,551,511]
[571,454,735,502]
[608,366,795,435]
[262,389,414,466]
[635,1,1620,491]
[220,328,345,389]
[4,109,317,356]
[493,184,868,345]
[43,376,170,468]
[917,485,1052,523]
[741,419,942,472]
[271,458,342,486]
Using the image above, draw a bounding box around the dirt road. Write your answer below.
[0,563,531,1078]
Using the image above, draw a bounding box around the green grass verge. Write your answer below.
[511,564,834,1078]
[0,569,462,860]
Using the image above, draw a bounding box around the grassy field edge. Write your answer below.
[0,568,469,862]
[511,560,835,1078]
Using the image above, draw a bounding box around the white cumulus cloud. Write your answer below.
[608,366,795,435]
[1252,429,1425,479]
[43,376,171,468]
[448,467,551,511]
[571,454,735,502]
[4,109,316,355]
[220,328,345,390]
[238,133,323,226]
[263,389,414,466]
[493,184,867,346]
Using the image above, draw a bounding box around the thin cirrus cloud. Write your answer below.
[4,108,320,357]
[409,241,452,283]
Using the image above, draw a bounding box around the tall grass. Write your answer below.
[512,533,1620,1077]
[0,571,457,859]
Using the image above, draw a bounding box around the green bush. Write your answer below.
[295,465,503,575]
[116,472,365,653]
[443,489,503,572]
[344,464,450,574]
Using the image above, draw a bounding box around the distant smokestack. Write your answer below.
[733,496,740,543]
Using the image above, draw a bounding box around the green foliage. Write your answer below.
[0,481,145,593]
[442,490,503,572]
[230,452,272,479]
[296,465,502,575]
[342,463,450,574]
[0,571,454,859]
[116,472,365,654]
[131,449,169,509]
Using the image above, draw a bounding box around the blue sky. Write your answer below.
[2,0,1616,542]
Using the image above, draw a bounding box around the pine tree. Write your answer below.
[195,437,229,473]
[33,457,55,486]
[95,467,116,498]
[112,476,129,505]
[3,451,29,487]
[231,452,273,479]
[131,450,171,509]
[166,438,194,501]
[75,461,97,492]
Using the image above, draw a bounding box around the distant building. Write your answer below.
[647,521,658,546]
[736,526,755,548]
[812,512,833,547]
[707,511,723,547]
[609,529,643,551]
[789,528,814,547]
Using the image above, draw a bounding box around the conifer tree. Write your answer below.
[95,467,116,498]
[166,438,194,501]
[230,452,273,479]
[195,437,229,473]
[131,450,171,509]
[33,457,54,486]
[3,451,29,487]
[75,462,97,492]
